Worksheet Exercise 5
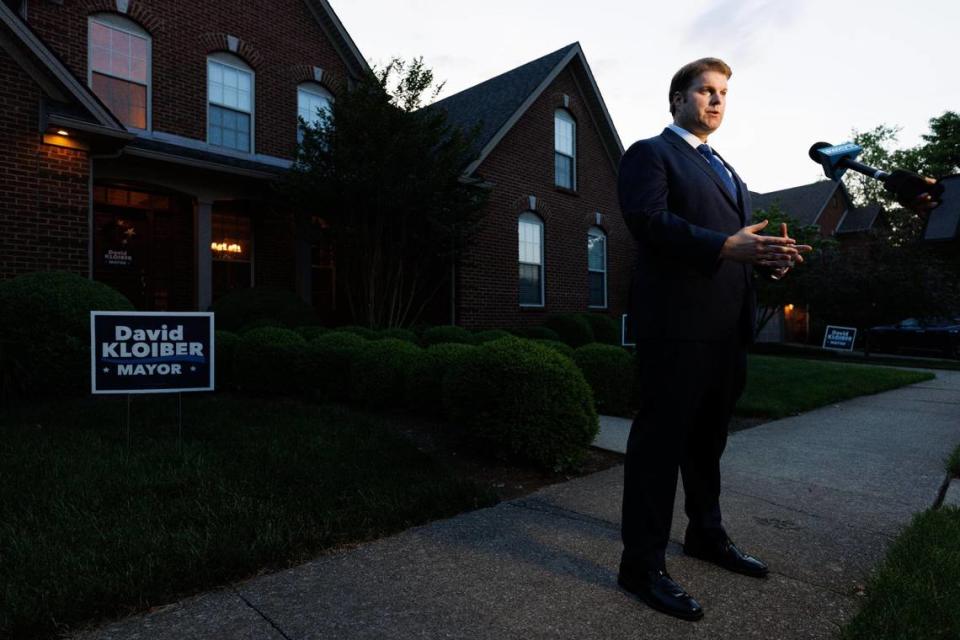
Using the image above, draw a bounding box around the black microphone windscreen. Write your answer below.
[809,142,831,162]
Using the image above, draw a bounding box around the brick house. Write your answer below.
[0,0,366,314]
[433,43,630,329]
[1,3,632,331]
[749,180,885,343]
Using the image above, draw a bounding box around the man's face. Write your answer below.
[672,70,728,139]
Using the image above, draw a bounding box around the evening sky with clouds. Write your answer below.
[329,0,959,193]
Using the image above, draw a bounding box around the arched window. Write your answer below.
[554,109,576,189]
[88,13,150,129]
[518,212,544,307]
[207,53,254,152]
[297,83,334,143]
[587,226,607,308]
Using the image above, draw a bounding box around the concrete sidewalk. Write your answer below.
[77,370,960,640]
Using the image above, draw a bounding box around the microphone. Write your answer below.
[809,142,943,205]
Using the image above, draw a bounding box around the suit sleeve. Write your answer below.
[618,141,729,276]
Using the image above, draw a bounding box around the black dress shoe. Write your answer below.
[618,569,704,621]
[683,536,769,578]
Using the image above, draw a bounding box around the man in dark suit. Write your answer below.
[616,57,809,621]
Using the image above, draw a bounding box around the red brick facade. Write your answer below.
[457,67,631,329]
[4,3,633,327]
[25,0,350,158]
[0,47,89,280]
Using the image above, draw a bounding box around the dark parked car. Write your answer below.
[867,317,960,359]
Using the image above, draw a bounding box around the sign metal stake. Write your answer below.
[125,393,131,454]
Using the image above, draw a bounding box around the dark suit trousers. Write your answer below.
[620,338,747,572]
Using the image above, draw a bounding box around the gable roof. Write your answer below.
[303,0,370,80]
[749,180,842,226]
[0,1,130,139]
[432,42,623,177]
[837,203,883,234]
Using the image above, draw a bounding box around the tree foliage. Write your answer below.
[753,203,836,335]
[281,57,487,328]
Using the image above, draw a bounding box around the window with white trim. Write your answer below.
[519,212,544,306]
[88,14,150,129]
[207,54,254,152]
[297,83,334,143]
[587,227,607,308]
[554,109,575,189]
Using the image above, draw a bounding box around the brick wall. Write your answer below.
[457,66,632,330]
[0,47,89,280]
[25,0,353,159]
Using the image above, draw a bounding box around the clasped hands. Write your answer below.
[720,219,813,279]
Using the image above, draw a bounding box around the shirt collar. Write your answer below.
[667,123,708,151]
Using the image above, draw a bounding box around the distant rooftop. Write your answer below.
[431,44,578,160]
[750,180,841,226]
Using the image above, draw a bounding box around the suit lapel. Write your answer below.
[662,128,743,217]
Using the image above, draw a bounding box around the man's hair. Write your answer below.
[668,58,732,115]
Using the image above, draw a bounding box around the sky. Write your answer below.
[327,0,959,194]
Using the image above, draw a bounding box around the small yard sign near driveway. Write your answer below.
[823,325,857,351]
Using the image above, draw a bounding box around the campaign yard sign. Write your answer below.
[91,311,214,394]
[822,325,857,351]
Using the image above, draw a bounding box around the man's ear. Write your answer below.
[671,91,683,111]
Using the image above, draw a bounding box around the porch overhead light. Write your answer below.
[56,129,69,136]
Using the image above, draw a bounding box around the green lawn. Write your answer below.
[841,507,960,640]
[737,355,935,418]
[0,395,495,639]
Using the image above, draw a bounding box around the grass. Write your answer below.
[0,394,496,639]
[751,342,960,371]
[737,355,935,418]
[947,444,960,478]
[840,507,960,640]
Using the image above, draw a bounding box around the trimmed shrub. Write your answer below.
[351,339,423,409]
[338,325,378,340]
[573,344,636,417]
[214,330,241,391]
[579,313,621,345]
[509,326,561,341]
[233,327,306,395]
[296,325,329,341]
[543,314,594,348]
[472,329,512,344]
[305,331,368,401]
[534,339,576,361]
[422,325,474,347]
[405,343,478,417]
[0,271,133,398]
[211,287,318,332]
[377,328,419,344]
[444,337,598,471]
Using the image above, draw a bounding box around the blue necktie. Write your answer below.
[697,144,737,201]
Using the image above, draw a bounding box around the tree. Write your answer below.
[281,58,487,328]
[917,111,960,177]
[752,203,836,335]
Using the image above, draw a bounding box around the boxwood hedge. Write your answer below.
[443,337,598,471]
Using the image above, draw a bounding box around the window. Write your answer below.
[297,83,333,143]
[518,213,544,306]
[554,109,575,189]
[587,227,607,308]
[211,209,253,300]
[208,54,254,152]
[88,14,150,129]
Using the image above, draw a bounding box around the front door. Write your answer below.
[93,185,195,310]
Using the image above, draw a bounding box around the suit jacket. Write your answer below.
[618,127,755,343]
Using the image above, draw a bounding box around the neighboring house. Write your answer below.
[0,0,365,315]
[749,180,850,237]
[749,180,885,343]
[433,43,630,329]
